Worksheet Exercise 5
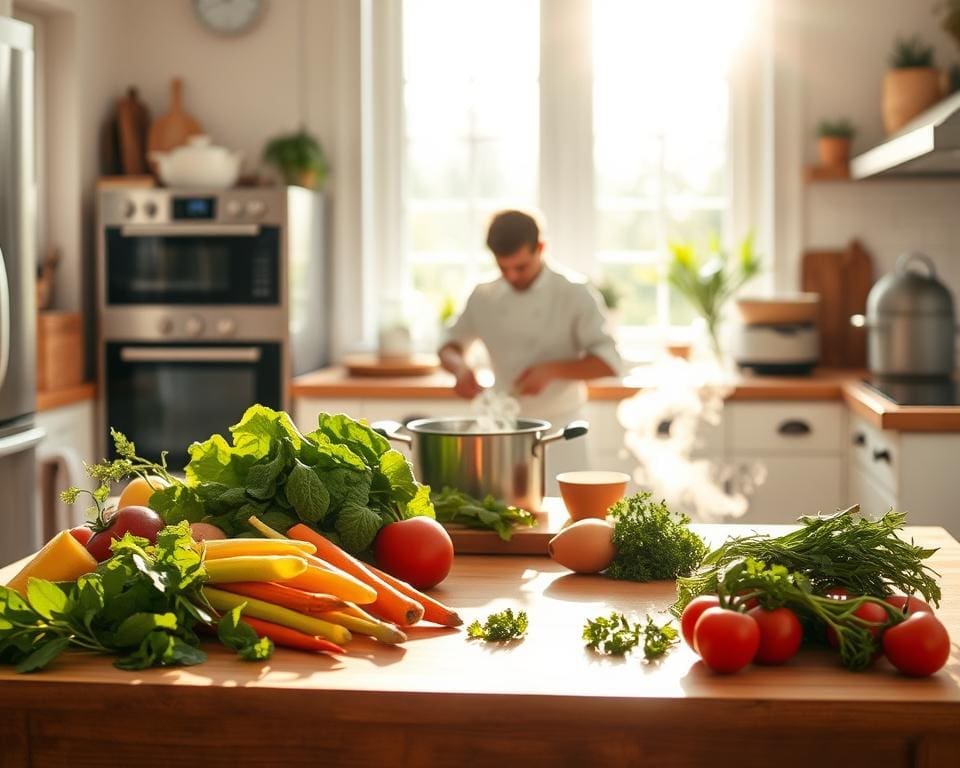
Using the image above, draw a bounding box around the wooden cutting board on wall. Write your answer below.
[801,239,873,368]
[147,78,202,171]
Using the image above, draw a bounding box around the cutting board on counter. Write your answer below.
[801,239,873,368]
[445,497,569,555]
[343,353,440,377]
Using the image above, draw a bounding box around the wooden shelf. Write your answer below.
[804,164,850,182]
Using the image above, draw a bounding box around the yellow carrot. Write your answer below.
[248,516,287,540]
[319,610,407,645]
[203,586,352,646]
[201,538,316,558]
[203,555,307,584]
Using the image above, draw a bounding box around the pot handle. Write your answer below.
[895,251,937,278]
[371,420,413,445]
[536,420,589,448]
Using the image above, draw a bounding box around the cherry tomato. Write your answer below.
[85,505,165,562]
[884,595,934,616]
[826,599,889,651]
[680,595,721,650]
[883,612,951,677]
[693,607,760,674]
[373,517,454,589]
[823,586,850,600]
[68,525,93,546]
[748,606,803,665]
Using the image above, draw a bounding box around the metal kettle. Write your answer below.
[851,252,956,377]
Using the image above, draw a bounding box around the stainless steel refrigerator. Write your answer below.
[0,16,45,563]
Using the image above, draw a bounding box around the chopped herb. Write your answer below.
[432,487,537,541]
[467,608,528,642]
[582,612,679,659]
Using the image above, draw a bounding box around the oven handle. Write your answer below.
[120,224,261,238]
[119,346,263,363]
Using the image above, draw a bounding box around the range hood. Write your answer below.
[850,90,960,178]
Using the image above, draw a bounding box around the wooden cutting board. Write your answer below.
[445,497,570,554]
[842,239,873,368]
[147,78,202,172]
[116,87,150,175]
[343,353,440,377]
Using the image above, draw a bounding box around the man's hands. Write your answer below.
[513,362,556,396]
[454,368,484,399]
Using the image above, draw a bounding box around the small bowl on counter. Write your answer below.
[556,471,630,522]
[735,293,820,326]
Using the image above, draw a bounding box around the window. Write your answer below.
[391,0,762,349]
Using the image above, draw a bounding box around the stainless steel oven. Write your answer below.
[97,187,326,468]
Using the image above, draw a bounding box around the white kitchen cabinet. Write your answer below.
[725,401,846,524]
[34,399,96,533]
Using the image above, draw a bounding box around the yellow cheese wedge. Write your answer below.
[5,530,98,596]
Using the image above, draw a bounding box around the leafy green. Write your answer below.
[217,605,274,661]
[432,487,537,541]
[582,612,679,659]
[0,523,272,672]
[606,492,707,582]
[672,505,941,616]
[467,609,528,642]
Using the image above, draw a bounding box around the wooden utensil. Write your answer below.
[146,78,202,172]
[116,87,150,175]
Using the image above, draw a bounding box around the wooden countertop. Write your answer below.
[36,381,96,412]
[1,523,958,766]
[292,367,960,433]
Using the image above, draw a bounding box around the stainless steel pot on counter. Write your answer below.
[373,418,588,511]
[851,252,956,377]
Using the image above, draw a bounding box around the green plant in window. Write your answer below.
[667,233,760,361]
[262,130,329,190]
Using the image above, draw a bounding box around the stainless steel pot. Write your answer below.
[373,418,588,511]
[851,252,956,377]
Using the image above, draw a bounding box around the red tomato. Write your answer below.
[735,590,759,610]
[68,525,93,546]
[748,606,803,665]
[823,586,850,600]
[85,505,165,562]
[884,595,934,616]
[882,612,951,677]
[374,517,454,589]
[826,599,890,650]
[693,607,760,674]
[680,595,721,650]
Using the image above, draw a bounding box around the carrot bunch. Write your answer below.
[198,522,462,658]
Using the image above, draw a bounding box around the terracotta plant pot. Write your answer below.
[882,68,944,135]
[817,136,851,169]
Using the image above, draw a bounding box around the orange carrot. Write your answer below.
[216,581,348,615]
[367,564,463,627]
[287,524,424,627]
[242,615,345,655]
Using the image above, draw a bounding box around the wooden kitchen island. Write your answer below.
[1,524,959,768]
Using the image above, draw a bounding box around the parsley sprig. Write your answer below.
[582,612,679,658]
[467,609,528,642]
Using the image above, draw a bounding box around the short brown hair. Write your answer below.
[486,210,541,257]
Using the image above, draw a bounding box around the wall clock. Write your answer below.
[193,0,264,36]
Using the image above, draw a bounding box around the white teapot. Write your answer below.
[150,135,243,188]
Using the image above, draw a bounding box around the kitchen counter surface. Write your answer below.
[292,367,960,432]
[36,381,96,412]
[1,523,958,767]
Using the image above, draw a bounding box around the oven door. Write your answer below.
[105,342,282,469]
[104,224,281,305]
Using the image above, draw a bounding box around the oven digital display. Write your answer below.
[173,197,217,220]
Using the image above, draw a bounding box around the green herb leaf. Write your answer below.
[14,637,72,673]
[335,502,383,554]
[286,460,330,523]
[217,605,274,661]
[25,579,69,620]
[113,612,179,648]
[467,608,528,642]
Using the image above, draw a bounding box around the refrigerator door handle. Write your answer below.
[0,244,10,390]
[0,427,46,458]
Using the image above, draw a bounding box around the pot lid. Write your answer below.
[868,252,955,317]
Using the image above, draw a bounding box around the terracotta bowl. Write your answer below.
[556,471,630,521]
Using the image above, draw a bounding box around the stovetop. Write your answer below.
[862,377,960,407]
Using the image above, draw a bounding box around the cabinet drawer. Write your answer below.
[848,415,898,495]
[733,454,844,524]
[728,402,844,454]
[848,463,896,520]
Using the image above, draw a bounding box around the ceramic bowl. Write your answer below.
[556,471,630,521]
[735,293,820,326]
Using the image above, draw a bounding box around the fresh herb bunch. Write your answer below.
[432,487,537,541]
[889,35,935,68]
[715,559,903,672]
[817,118,856,139]
[467,609,528,642]
[606,492,707,582]
[89,406,435,558]
[582,612,678,659]
[0,523,271,672]
[673,505,941,615]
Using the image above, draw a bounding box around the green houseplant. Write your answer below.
[667,233,760,362]
[883,36,944,135]
[262,130,329,190]
[816,118,856,168]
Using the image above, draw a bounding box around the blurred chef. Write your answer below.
[438,209,624,494]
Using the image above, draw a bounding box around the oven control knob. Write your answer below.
[157,316,174,335]
[123,199,137,218]
[216,317,237,337]
[245,199,266,218]
[184,315,206,337]
[143,201,158,218]
[225,199,244,218]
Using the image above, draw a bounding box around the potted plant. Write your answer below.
[262,130,329,190]
[816,119,856,169]
[667,233,760,363]
[883,36,945,135]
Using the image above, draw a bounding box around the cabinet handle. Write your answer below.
[852,432,866,447]
[657,418,673,437]
[777,419,811,436]
[872,449,892,464]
